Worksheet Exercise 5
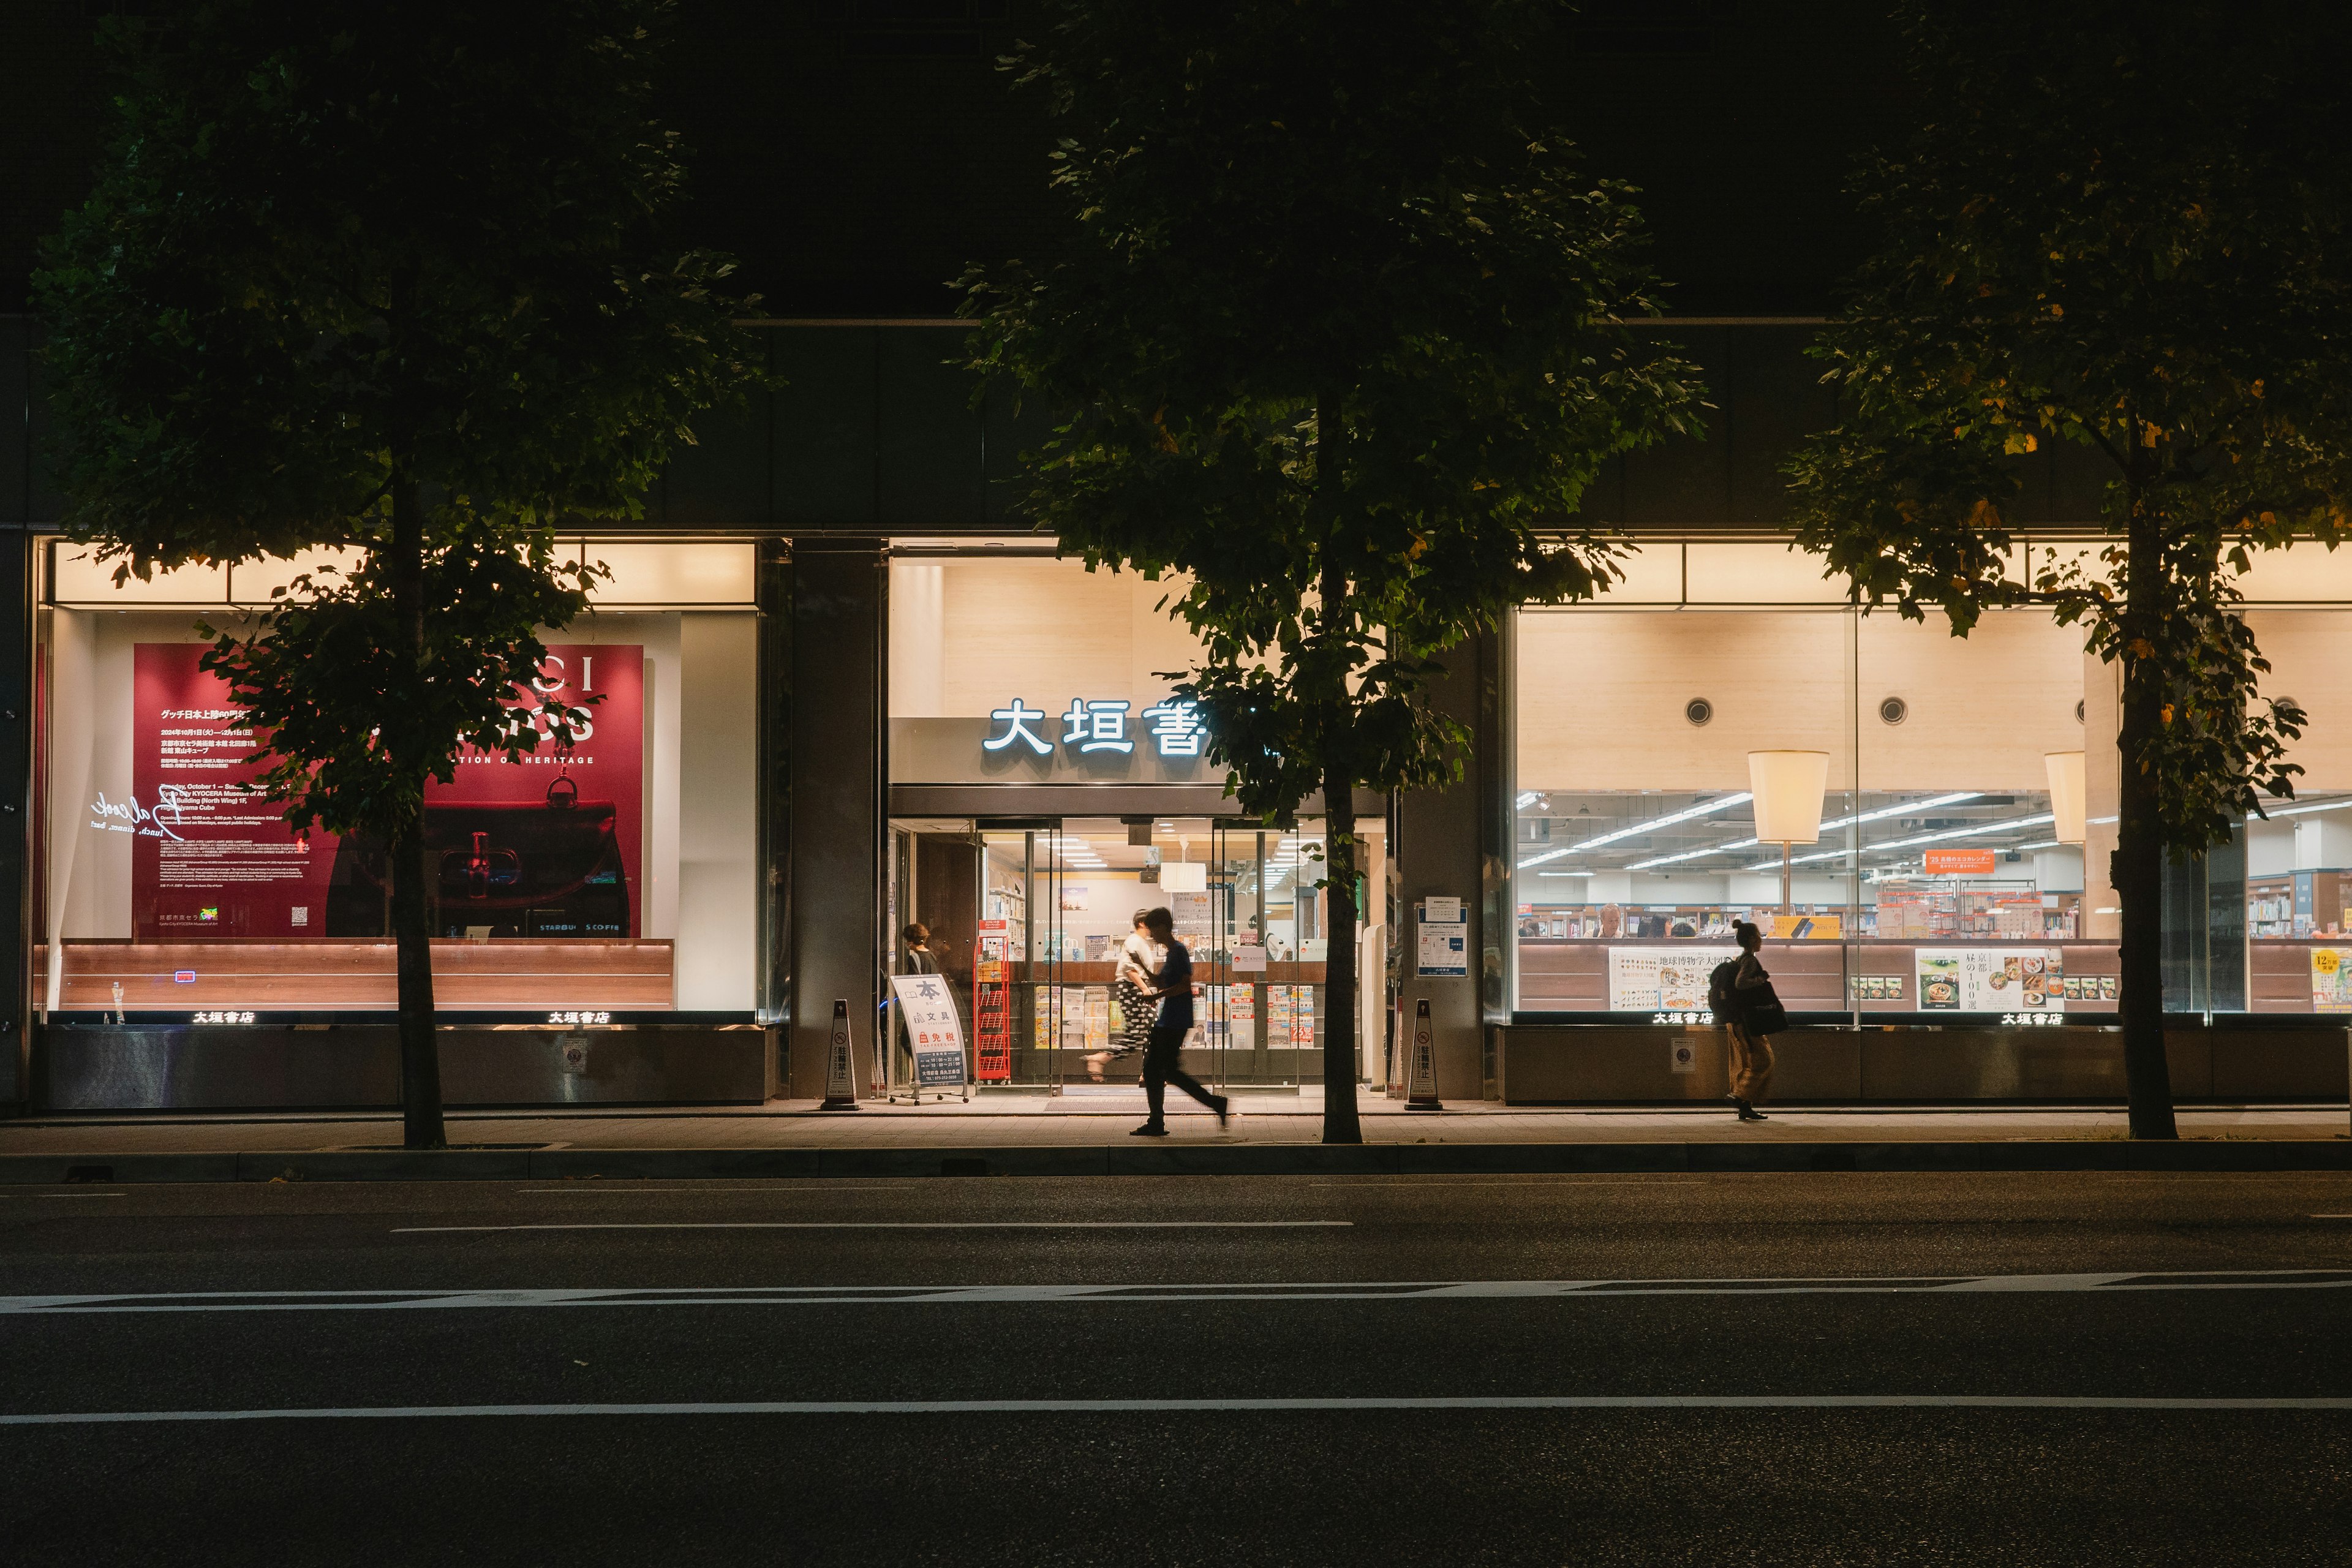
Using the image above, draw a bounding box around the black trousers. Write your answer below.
[1142,1023,1222,1123]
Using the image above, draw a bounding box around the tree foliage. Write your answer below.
[964,0,1702,1140]
[1785,0,2352,1135]
[38,0,760,846]
[36,0,761,1142]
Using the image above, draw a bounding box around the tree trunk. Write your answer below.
[1313,389,1363,1144]
[390,478,445,1150]
[2115,480,2178,1139]
[1321,760,1363,1144]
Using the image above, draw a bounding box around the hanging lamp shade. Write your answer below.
[2045,751,2087,845]
[1747,751,1830,844]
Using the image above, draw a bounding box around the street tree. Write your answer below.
[965,0,1702,1141]
[35,0,761,1147]
[1786,1,2352,1138]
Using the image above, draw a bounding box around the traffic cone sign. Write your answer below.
[1404,996,1442,1110]
[820,998,861,1110]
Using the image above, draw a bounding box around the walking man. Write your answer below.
[1132,906,1231,1136]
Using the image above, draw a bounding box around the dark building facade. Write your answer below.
[0,3,2342,1114]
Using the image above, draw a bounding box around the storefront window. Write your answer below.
[885,548,1389,1088]
[1510,543,2352,1022]
[1512,551,2098,1021]
[35,540,763,1019]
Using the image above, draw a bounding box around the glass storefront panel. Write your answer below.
[887,813,1382,1091]
[886,547,1392,1093]
[1513,597,2103,1020]
[34,542,763,1019]
[1512,551,2352,1023]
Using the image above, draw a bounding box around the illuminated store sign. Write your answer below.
[984,696,1207,760]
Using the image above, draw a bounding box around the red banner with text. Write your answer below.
[130,643,643,941]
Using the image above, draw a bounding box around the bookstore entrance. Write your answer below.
[886,814,1384,1093]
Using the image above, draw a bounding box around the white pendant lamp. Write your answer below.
[1748,750,1831,914]
[2045,751,2087,845]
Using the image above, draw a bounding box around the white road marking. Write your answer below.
[390,1220,1357,1234]
[3,1394,2348,1426]
[5,1268,2349,1314]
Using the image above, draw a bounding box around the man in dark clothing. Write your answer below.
[1133,907,1231,1136]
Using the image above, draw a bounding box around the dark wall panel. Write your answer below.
[658,333,773,527]
[876,326,984,526]
[774,328,881,527]
[0,316,24,524]
[1725,323,1838,526]
[1618,326,1730,527]
[981,373,1057,526]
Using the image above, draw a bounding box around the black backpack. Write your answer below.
[1707,960,1741,1023]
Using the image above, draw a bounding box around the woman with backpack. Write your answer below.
[1716,919,1785,1121]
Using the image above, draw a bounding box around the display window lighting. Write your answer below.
[1517,791,1753,869]
[1618,791,1988,871]
[2253,794,2352,820]
[1747,810,2058,870]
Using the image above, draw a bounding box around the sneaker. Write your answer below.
[1130,1123,1169,1137]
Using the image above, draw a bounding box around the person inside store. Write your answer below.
[895,922,944,1088]
[1087,908,1162,1083]
[1712,919,1782,1121]
[1133,906,1232,1136]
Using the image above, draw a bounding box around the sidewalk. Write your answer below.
[1,1091,2345,1182]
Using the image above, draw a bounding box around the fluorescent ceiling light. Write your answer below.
[1742,812,2057,871]
[1626,838,1758,870]
[1820,791,1983,831]
[1517,792,1754,869]
[1619,792,1988,872]
[1536,870,1592,877]
[2255,796,2352,820]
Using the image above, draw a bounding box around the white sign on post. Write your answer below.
[1416,899,1469,978]
[889,973,968,1088]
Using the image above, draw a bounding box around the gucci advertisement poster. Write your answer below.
[129,643,643,941]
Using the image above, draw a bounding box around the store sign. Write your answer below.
[1924,848,1997,875]
[127,643,642,941]
[982,695,1207,760]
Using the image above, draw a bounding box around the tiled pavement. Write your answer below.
[0,1089,2342,1154]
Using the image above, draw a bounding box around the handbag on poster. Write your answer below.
[323,775,632,939]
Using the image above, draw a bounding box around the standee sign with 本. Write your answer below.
[890,972,969,1087]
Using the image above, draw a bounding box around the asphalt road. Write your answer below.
[5,1170,2352,1566]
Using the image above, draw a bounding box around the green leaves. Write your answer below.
[965,0,1703,818]
[36,0,764,851]
[1789,0,2352,862]
[198,517,604,846]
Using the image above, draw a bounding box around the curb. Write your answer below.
[2,1140,2350,1183]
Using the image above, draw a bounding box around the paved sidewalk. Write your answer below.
[1,1090,2343,1155]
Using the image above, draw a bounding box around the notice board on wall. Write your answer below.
[129,643,643,941]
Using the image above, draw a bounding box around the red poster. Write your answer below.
[132,644,644,941]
